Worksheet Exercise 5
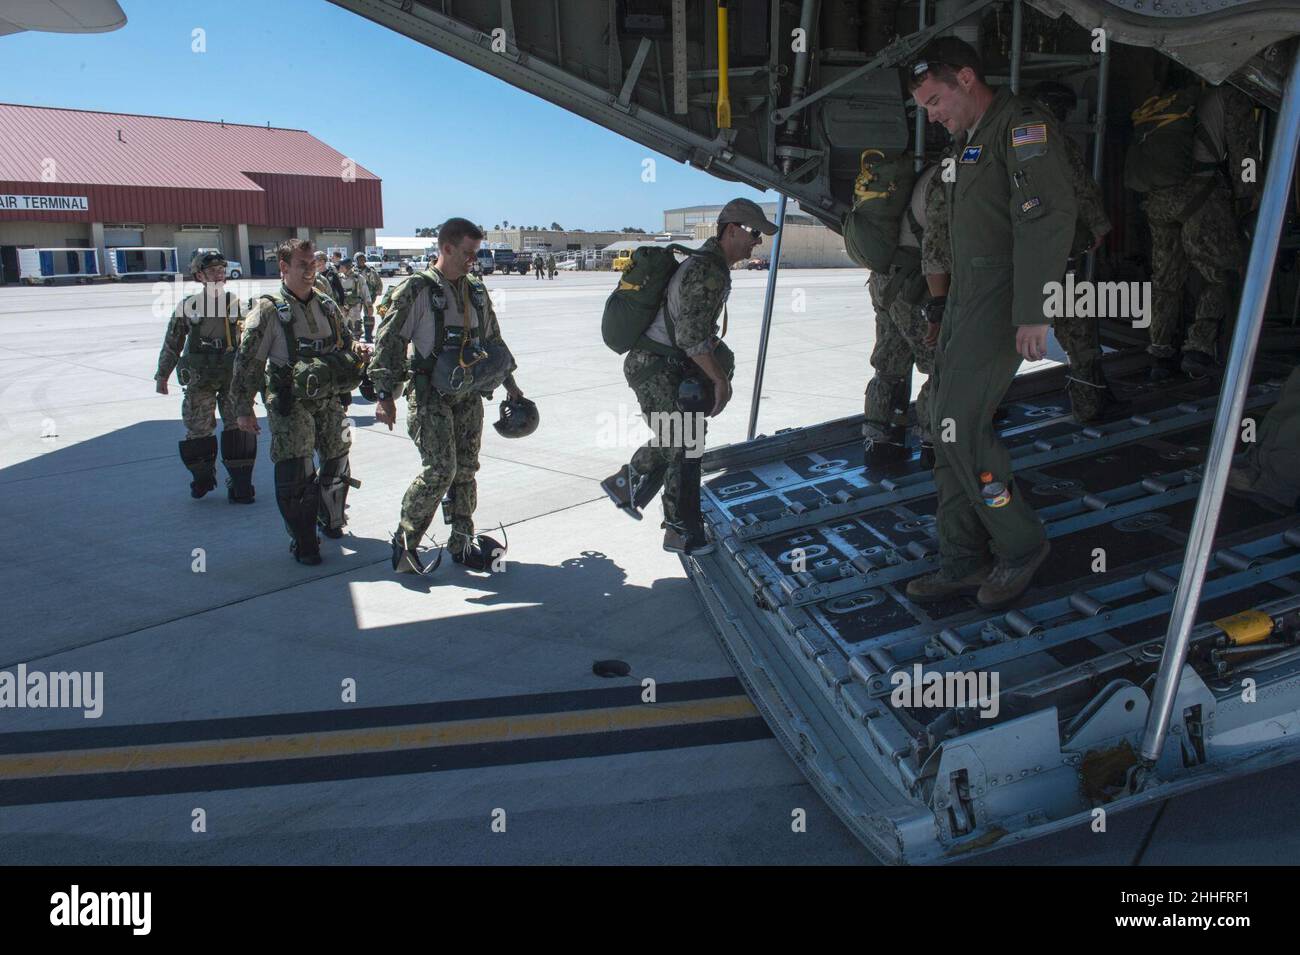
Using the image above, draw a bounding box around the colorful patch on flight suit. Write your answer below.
[1011,123,1048,146]
[1011,122,1049,161]
[960,144,982,164]
[1020,197,1041,213]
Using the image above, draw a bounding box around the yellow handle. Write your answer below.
[1213,609,1274,646]
[716,2,731,129]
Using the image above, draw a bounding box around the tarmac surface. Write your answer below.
[1,268,1293,864]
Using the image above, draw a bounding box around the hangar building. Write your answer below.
[0,102,382,282]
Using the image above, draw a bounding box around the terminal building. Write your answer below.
[483,226,651,256]
[663,202,854,268]
[0,103,382,283]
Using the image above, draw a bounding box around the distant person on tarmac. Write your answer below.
[547,253,556,279]
[230,239,373,565]
[533,254,544,279]
[354,251,382,343]
[155,250,255,504]
[370,218,527,575]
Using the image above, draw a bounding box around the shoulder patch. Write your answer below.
[1011,123,1048,147]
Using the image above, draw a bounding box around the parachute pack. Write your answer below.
[841,149,917,273]
[1123,87,1221,194]
[601,243,717,355]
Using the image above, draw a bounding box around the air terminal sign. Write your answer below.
[0,194,89,211]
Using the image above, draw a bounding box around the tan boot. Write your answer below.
[906,561,995,602]
[977,541,1052,611]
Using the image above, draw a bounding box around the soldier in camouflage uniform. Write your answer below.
[370,218,524,574]
[1028,82,1118,423]
[354,251,382,343]
[336,258,370,340]
[156,250,258,502]
[864,161,943,467]
[230,239,373,565]
[1139,83,1258,380]
[601,198,778,555]
[546,253,557,279]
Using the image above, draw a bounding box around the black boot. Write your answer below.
[391,528,438,575]
[275,458,321,565]
[450,531,506,571]
[1148,352,1180,383]
[864,425,909,465]
[601,463,666,520]
[1067,360,1123,425]
[317,455,354,539]
[180,436,219,498]
[663,455,711,554]
[220,429,257,503]
[1181,349,1215,380]
[918,440,936,470]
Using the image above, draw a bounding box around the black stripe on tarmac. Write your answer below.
[0,676,746,755]
[0,718,772,807]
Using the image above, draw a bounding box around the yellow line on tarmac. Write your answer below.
[0,695,759,780]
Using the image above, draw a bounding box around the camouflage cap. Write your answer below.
[717,197,779,235]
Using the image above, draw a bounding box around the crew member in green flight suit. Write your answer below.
[903,38,1076,610]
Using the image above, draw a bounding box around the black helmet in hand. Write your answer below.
[677,376,714,413]
[493,396,539,438]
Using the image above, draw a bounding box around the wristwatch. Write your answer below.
[920,296,947,325]
[375,390,391,401]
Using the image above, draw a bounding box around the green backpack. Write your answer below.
[602,243,708,355]
[1123,87,1219,193]
[841,149,916,272]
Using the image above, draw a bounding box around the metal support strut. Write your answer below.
[1139,50,1300,767]
[1085,31,1110,283]
[747,192,789,440]
[1009,0,1022,94]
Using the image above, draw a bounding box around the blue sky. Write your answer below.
[2,0,770,233]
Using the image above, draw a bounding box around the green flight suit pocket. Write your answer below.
[951,253,1016,364]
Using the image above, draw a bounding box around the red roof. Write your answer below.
[0,103,382,227]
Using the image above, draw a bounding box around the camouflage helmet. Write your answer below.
[190,249,226,278]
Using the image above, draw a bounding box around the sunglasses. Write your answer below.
[908,58,953,79]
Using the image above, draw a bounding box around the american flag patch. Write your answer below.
[1011,123,1048,146]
